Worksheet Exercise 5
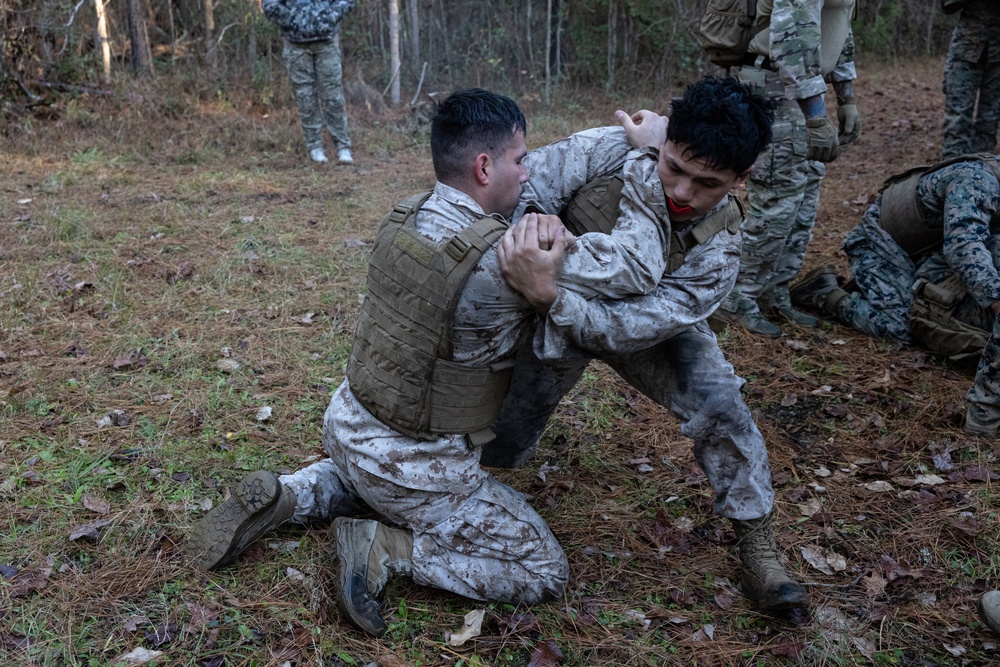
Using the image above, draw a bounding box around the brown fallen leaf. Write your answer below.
[82,494,110,514]
[68,517,114,542]
[527,639,565,667]
[8,568,51,598]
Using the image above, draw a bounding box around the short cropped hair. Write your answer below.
[431,88,527,183]
[667,76,775,174]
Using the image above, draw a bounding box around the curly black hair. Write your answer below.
[667,76,776,174]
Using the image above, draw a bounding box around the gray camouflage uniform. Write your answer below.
[834,160,1000,427]
[722,0,857,319]
[485,156,775,523]
[263,0,354,154]
[942,0,1000,158]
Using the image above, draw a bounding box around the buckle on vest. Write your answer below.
[446,236,472,262]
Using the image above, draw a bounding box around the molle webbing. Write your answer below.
[561,168,744,272]
[347,193,514,442]
[909,274,989,365]
[878,153,1000,259]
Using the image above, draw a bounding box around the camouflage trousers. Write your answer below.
[942,27,1000,157]
[482,322,775,521]
[838,205,1000,427]
[722,70,826,317]
[282,37,351,153]
[279,383,567,604]
[836,201,915,342]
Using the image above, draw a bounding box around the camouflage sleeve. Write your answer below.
[770,0,826,99]
[531,227,742,359]
[518,127,631,216]
[939,165,1000,308]
[552,151,668,300]
[828,28,857,82]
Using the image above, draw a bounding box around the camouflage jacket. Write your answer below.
[749,0,856,100]
[533,155,743,359]
[876,160,1000,310]
[262,0,355,43]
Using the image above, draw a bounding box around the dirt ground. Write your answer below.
[2,57,999,666]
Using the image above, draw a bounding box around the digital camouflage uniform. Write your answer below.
[721,0,857,321]
[484,157,775,522]
[942,0,1000,158]
[833,160,1000,428]
[262,0,354,154]
[283,127,650,603]
[282,127,778,602]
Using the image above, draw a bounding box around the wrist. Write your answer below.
[798,94,826,120]
[837,95,856,107]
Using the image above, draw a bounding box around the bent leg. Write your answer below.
[606,323,774,520]
[483,337,590,468]
[838,206,915,342]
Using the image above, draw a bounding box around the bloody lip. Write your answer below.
[667,198,694,215]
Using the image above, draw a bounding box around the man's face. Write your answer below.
[485,130,529,218]
[657,140,748,223]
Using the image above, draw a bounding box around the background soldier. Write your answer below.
[789,155,1000,436]
[941,0,1000,158]
[712,0,861,338]
[263,0,355,164]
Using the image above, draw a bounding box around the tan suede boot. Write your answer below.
[186,471,296,570]
[731,512,808,611]
[334,517,414,637]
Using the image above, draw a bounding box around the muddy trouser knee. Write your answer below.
[335,445,568,603]
[604,322,774,520]
[482,336,591,468]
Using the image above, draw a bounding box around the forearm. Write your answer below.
[534,240,741,358]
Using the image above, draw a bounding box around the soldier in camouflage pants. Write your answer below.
[263,0,354,164]
[716,0,861,338]
[942,0,1000,158]
[790,158,1000,435]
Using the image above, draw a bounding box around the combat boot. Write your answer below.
[731,512,808,611]
[789,266,849,316]
[979,590,1000,635]
[334,517,414,637]
[711,308,782,338]
[764,289,820,328]
[187,471,296,571]
[964,405,998,437]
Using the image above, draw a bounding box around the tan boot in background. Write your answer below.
[186,471,296,570]
[334,517,414,637]
[731,512,808,612]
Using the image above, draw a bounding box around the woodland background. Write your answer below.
[1,0,965,118]
[5,2,1000,667]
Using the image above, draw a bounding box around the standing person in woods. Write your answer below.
[704,0,862,337]
[941,0,1000,158]
[263,0,355,164]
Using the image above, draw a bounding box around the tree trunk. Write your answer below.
[544,0,551,106]
[408,0,419,63]
[125,0,151,76]
[94,0,112,83]
[389,0,400,107]
[204,0,216,67]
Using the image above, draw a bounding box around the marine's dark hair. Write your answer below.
[667,76,775,174]
[431,88,527,182]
